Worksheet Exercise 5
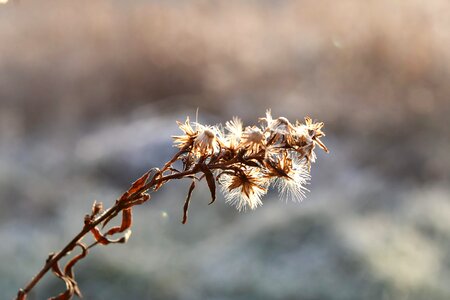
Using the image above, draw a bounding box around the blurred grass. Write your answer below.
[1,0,449,182]
[1,0,450,299]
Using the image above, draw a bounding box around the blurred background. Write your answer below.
[1,0,450,299]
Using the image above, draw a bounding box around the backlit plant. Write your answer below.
[16,110,328,300]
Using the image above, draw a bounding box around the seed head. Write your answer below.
[173,110,328,213]
[274,155,310,202]
[172,117,197,149]
[220,168,268,211]
[240,126,265,154]
[192,124,220,156]
[224,117,243,150]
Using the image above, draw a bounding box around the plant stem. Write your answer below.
[17,204,122,298]
[15,163,214,299]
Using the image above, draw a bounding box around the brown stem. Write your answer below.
[17,204,122,298]
[16,155,244,299]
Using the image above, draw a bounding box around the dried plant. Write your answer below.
[16,110,328,300]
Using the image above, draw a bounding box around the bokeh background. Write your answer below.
[1,0,450,299]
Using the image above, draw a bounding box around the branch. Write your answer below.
[15,111,327,299]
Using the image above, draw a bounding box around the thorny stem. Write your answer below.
[16,155,236,299]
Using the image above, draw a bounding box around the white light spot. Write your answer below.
[332,38,343,49]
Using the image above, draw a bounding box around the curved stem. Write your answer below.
[17,204,122,298]
[16,157,241,299]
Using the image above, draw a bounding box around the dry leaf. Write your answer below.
[105,208,133,235]
[182,181,196,224]
[200,164,216,205]
[127,171,151,195]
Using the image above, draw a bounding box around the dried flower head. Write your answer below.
[305,116,329,153]
[192,123,220,156]
[173,110,328,212]
[219,168,268,211]
[240,126,265,154]
[172,116,197,149]
[224,117,243,150]
[274,155,310,202]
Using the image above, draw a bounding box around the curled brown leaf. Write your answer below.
[182,181,196,224]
